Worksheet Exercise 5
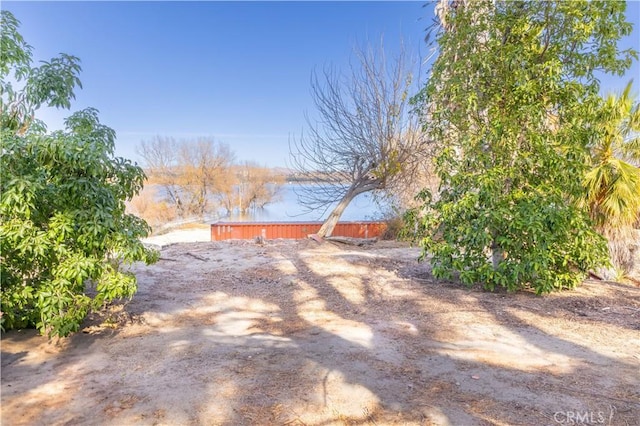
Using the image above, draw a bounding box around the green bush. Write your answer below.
[0,11,157,337]
[408,1,635,294]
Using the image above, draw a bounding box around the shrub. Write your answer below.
[0,11,158,336]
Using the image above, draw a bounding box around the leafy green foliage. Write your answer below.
[583,81,640,229]
[1,11,157,336]
[409,1,636,293]
[582,81,640,274]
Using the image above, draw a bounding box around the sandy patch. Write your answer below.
[2,239,639,425]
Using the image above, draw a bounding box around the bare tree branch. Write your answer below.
[137,136,234,217]
[289,41,430,237]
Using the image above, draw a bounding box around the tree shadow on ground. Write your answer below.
[2,240,639,425]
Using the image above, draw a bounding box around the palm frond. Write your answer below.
[585,80,640,231]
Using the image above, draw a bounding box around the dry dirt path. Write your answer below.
[2,240,639,425]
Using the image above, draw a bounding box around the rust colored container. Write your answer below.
[210,221,386,241]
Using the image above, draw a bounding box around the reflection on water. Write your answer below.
[221,184,385,222]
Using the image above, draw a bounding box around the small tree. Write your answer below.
[585,81,640,229]
[290,43,427,237]
[0,11,158,336]
[136,136,186,214]
[583,81,640,275]
[410,1,636,293]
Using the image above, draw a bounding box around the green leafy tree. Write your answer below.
[410,1,637,293]
[1,11,158,337]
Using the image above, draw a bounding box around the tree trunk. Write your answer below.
[491,239,504,271]
[317,187,359,238]
[491,246,503,271]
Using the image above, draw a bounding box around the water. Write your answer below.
[222,184,386,222]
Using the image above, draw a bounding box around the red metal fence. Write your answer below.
[210,221,386,241]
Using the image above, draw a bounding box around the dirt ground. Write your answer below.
[2,239,639,425]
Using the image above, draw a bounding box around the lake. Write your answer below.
[222,184,387,222]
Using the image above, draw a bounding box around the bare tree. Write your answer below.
[179,139,235,215]
[137,136,234,217]
[127,185,178,229]
[236,161,283,211]
[137,137,185,214]
[290,43,428,237]
[217,161,283,214]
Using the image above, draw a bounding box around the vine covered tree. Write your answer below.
[410,1,637,293]
[290,43,427,238]
[0,11,158,336]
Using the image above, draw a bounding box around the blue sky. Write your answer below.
[4,1,640,167]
